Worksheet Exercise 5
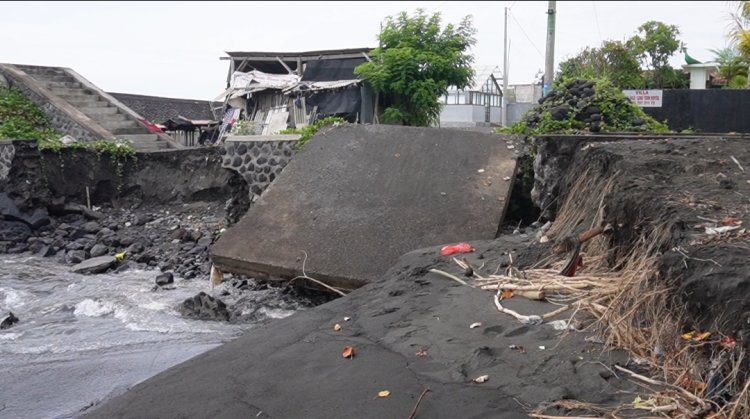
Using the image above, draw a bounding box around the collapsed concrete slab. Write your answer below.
[211,125,517,290]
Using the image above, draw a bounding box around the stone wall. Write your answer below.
[0,141,15,181]
[220,137,297,200]
[0,140,50,212]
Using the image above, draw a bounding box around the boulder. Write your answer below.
[71,255,117,274]
[81,221,102,234]
[25,208,51,230]
[133,214,151,226]
[155,272,174,287]
[89,244,108,257]
[66,250,88,264]
[0,221,32,243]
[178,292,230,321]
[0,312,18,329]
[36,245,56,257]
[0,193,23,222]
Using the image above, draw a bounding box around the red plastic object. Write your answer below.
[440,243,475,256]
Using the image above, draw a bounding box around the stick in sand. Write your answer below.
[428,269,469,286]
[290,251,347,297]
[408,388,431,419]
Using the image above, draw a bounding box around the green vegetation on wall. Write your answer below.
[0,87,57,142]
[498,77,668,137]
[1,86,136,168]
[280,116,347,149]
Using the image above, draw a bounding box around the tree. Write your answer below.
[729,1,750,87]
[626,21,683,88]
[710,46,748,88]
[557,40,645,89]
[355,10,476,126]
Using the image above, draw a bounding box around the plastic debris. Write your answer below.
[720,336,737,348]
[342,346,356,359]
[334,324,342,331]
[705,225,740,235]
[469,322,482,329]
[547,320,570,331]
[473,375,489,384]
[681,331,711,342]
[440,243,475,256]
[378,390,391,398]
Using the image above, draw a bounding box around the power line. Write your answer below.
[592,1,603,43]
[509,11,544,59]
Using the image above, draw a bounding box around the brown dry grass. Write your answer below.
[473,169,749,418]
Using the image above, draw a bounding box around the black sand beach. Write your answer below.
[82,236,640,418]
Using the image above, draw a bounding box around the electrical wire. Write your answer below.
[592,1,603,43]
[509,11,544,59]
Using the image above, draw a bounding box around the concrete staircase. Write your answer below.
[9,65,172,152]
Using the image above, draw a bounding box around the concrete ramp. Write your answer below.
[211,125,517,290]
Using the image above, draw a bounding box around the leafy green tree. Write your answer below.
[355,9,476,126]
[626,21,684,88]
[557,40,645,89]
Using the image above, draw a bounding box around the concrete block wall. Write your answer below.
[220,138,297,199]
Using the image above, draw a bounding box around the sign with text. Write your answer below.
[623,90,663,107]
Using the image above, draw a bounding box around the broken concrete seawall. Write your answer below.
[211,125,521,291]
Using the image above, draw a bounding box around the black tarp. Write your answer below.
[302,58,366,82]
[306,86,362,121]
[299,57,369,120]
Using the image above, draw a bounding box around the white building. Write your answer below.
[439,66,503,127]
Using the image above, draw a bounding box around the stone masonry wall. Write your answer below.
[220,139,296,200]
[0,141,15,181]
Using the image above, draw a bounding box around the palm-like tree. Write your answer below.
[729,1,750,87]
[710,46,748,88]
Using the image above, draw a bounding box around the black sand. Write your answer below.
[83,236,639,418]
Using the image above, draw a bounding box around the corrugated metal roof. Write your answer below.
[225,48,374,59]
[285,79,361,93]
[468,65,502,91]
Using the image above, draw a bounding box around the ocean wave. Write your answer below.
[74,299,116,317]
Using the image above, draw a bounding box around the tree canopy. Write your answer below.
[355,9,476,126]
[627,20,684,88]
[557,40,645,89]
[557,20,687,89]
[729,0,750,87]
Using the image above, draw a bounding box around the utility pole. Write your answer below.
[543,1,556,96]
[501,6,509,126]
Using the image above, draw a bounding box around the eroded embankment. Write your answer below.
[0,140,249,280]
[529,134,750,416]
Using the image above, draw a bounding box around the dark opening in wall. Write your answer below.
[498,153,540,236]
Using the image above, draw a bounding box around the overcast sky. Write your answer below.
[0,1,737,100]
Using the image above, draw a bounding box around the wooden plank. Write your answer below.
[276,57,294,74]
